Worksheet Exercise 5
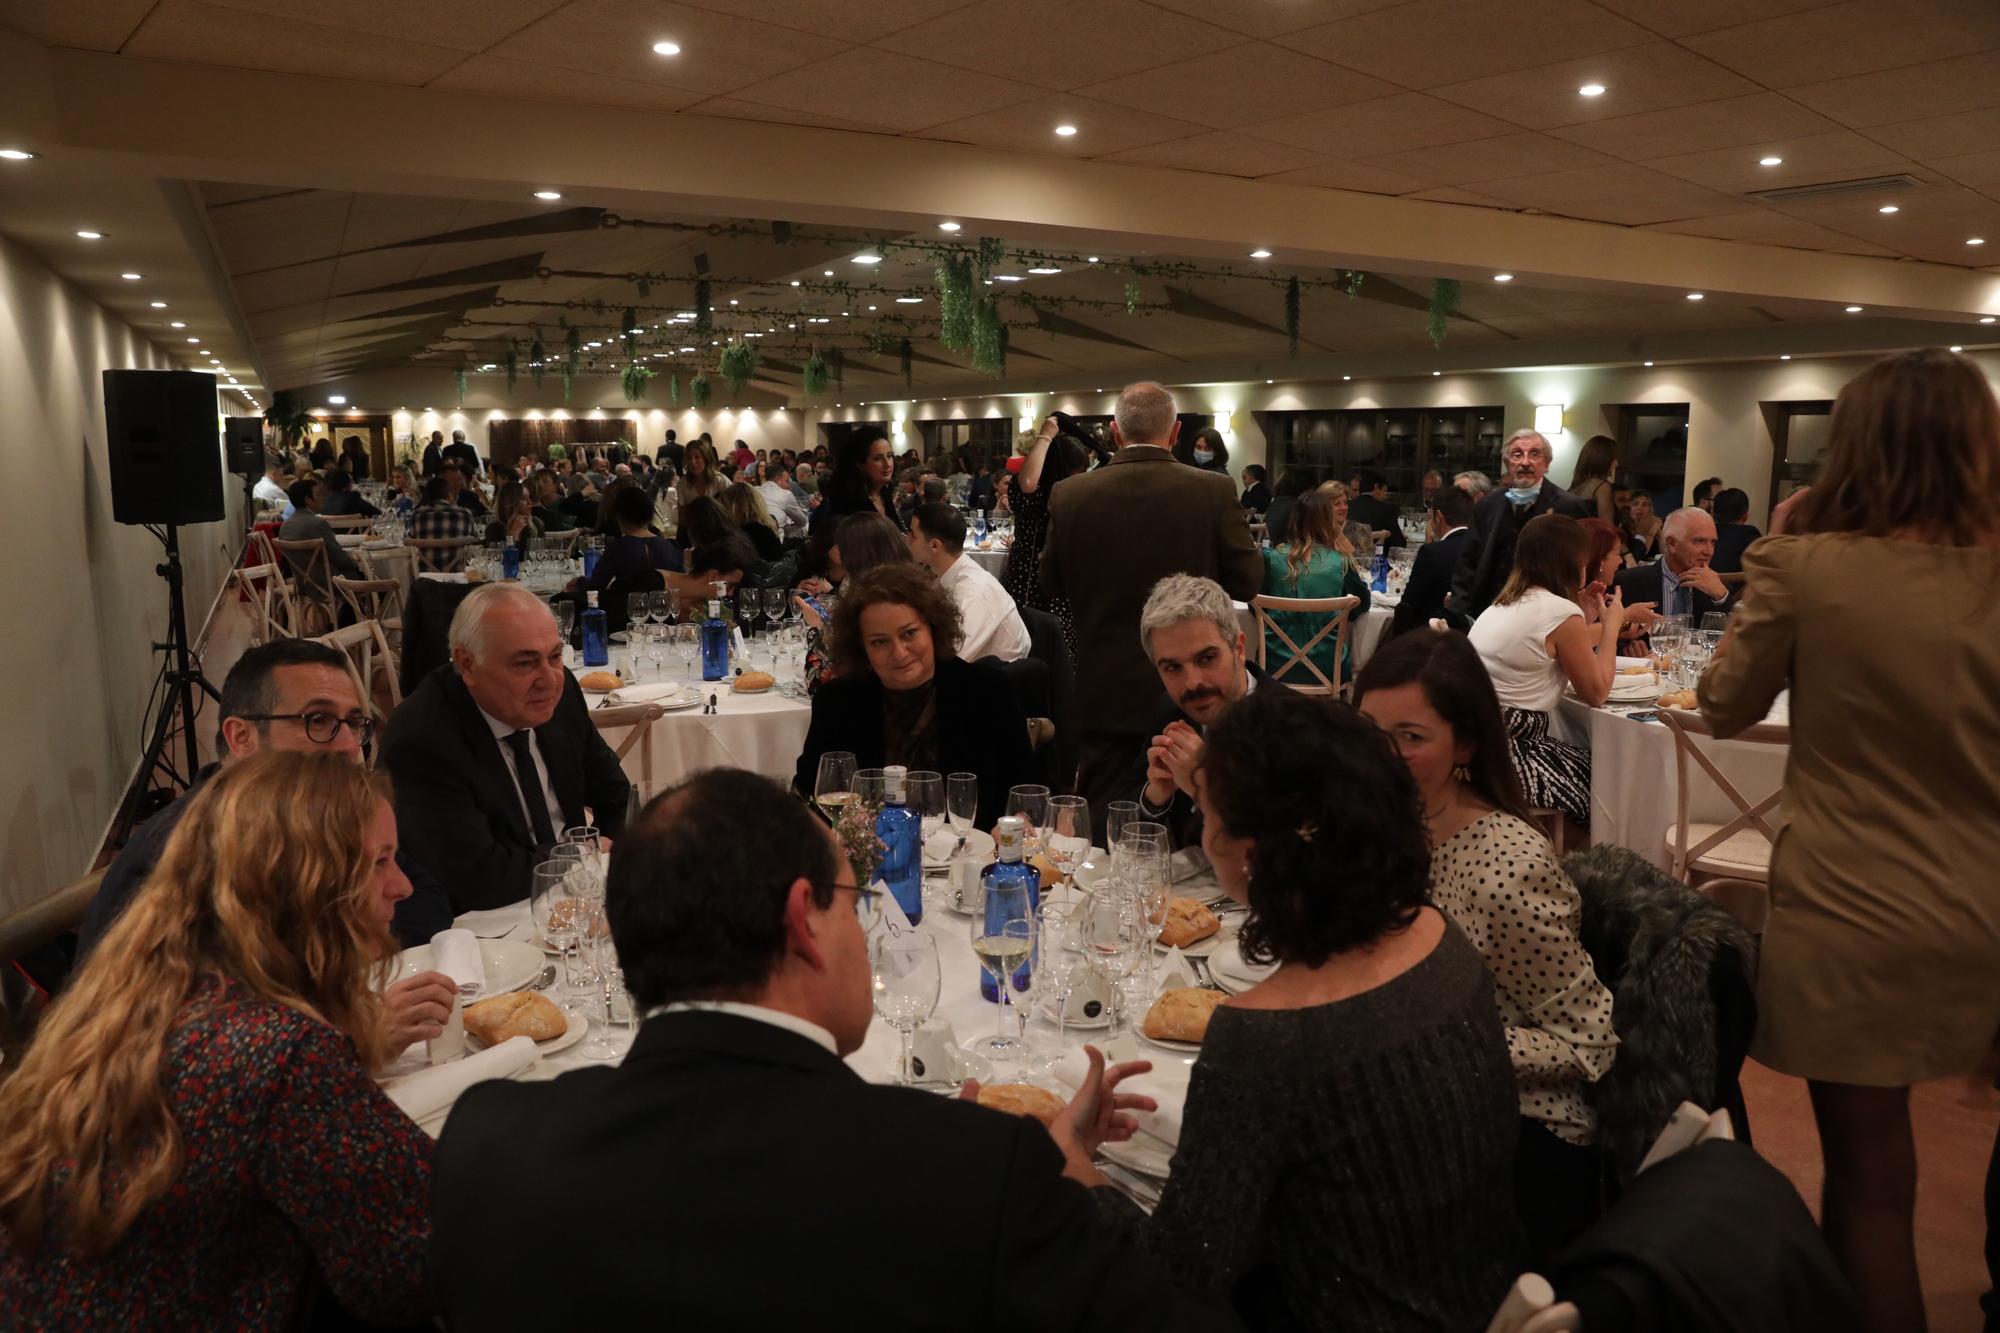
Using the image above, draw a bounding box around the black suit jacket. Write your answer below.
[1613,559,1737,629]
[1119,666,1286,849]
[1348,493,1405,549]
[441,442,482,478]
[794,656,1035,831]
[1449,482,1592,622]
[421,442,443,477]
[432,1011,1239,1331]
[1710,523,1761,576]
[380,665,630,910]
[321,489,380,519]
[1393,527,1471,635]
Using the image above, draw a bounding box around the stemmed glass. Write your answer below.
[675,623,698,680]
[1104,800,1140,855]
[1044,795,1090,893]
[814,751,858,824]
[646,625,669,680]
[1005,784,1050,857]
[1084,886,1150,1041]
[577,905,631,1060]
[871,933,940,1086]
[1026,900,1083,1074]
[626,592,650,639]
[736,587,761,637]
[553,599,577,664]
[763,586,787,631]
[970,880,1035,1063]
[946,773,979,840]
[530,860,586,1014]
[648,590,676,630]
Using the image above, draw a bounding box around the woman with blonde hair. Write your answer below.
[1314,479,1378,556]
[0,751,434,1326]
[674,438,724,509]
[1700,347,2000,1332]
[1257,489,1371,685]
[719,479,784,561]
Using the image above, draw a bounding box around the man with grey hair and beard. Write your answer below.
[381,581,630,910]
[1040,382,1262,828]
[1449,428,1590,622]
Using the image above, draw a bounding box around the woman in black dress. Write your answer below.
[812,425,899,532]
[1003,420,1087,659]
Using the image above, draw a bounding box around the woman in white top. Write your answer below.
[1356,627,1619,1259]
[1467,513,1627,827]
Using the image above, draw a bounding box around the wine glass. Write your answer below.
[763,586,786,628]
[577,905,628,1060]
[1084,885,1149,1040]
[871,933,940,1086]
[736,587,761,637]
[970,880,1035,1062]
[1104,800,1140,854]
[1005,784,1050,856]
[646,625,669,680]
[530,860,585,1014]
[626,592,650,637]
[675,623,698,680]
[813,751,857,824]
[946,772,979,839]
[1044,795,1090,892]
[1027,901,1084,1072]
[648,590,676,628]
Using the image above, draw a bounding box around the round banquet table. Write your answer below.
[964,545,1010,578]
[586,639,813,791]
[1554,695,1790,870]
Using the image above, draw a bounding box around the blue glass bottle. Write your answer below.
[876,765,923,927]
[502,542,521,581]
[978,816,1040,1002]
[581,541,600,580]
[700,599,730,681]
[580,591,609,667]
[1370,542,1389,594]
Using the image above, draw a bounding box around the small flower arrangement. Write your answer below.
[835,798,886,885]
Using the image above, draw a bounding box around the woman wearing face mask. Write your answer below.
[1355,629,1618,1259]
[1175,426,1231,479]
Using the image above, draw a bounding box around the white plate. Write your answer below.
[604,687,700,711]
[1137,1030,1206,1055]
[395,938,544,998]
[1035,997,1113,1031]
[1606,675,1660,703]
[1152,900,1240,957]
[1100,1133,1175,1180]
[1615,655,1652,671]
[578,673,630,694]
[468,1005,586,1057]
[923,827,996,868]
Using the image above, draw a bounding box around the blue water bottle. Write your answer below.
[502,542,521,581]
[581,541,600,580]
[978,816,1040,1002]
[876,765,923,927]
[700,599,730,681]
[1370,542,1389,594]
[580,591,609,667]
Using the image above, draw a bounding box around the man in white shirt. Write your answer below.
[251,455,290,510]
[907,502,1031,663]
[759,474,809,542]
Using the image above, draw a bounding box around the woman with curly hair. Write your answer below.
[0,751,434,1326]
[1055,688,1523,1330]
[791,562,1034,830]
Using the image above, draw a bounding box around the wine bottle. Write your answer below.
[876,765,922,927]
[580,591,609,667]
[978,815,1040,1002]
[700,599,729,682]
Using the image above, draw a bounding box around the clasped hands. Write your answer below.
[1143,720,1203,809]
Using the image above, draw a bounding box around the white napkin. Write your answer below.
[1052,1043,1195,1148]
[429,929,486,994]
[1209,939,1276,989]
[453,906,528,940]
[606,682,686,706]
[907,1019,981,1085]
[384,1035,538,1123]
[1158,946,1198,989]
[922,828,962,862]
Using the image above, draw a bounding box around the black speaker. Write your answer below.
[224,416,265,476]
[103,370,226,526]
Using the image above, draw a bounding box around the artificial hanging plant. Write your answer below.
[455,368,468,408]
[803,352,828,396]
[693,279,713,336]
[936,253,975,352]
[621,363,656,402]
[975,236,1004,284]
[1284,276,1301,357]
[690,372,712,408]
[1427,277,1461,347]
[529,329,546,387]
[504,341,520,393]
[621,307,641,361]
[971,298,1006,377]
[899,338,913,390]
[668,372,680,407]
[1125,281,1142,315]
[718,341,757,396]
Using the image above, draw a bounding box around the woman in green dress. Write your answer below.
[1259,489,1371,686]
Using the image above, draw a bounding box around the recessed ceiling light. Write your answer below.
[1846,305,1864,313]
[120,272,142,280]
[867,304,877,311]
[895,296,923,303]
[1969,237,1986,246]
[651,40,680,56]
[1432,370,1442,377]
[1759,155,1783,166]
[1982,317,1996,324]
[1027,265,1062,275]
[149,300,167,308]
[1951,344,1964,352]
[1249,248,1272,259]
[76,230,102,240]
[1265,379,1273,384]
[0,149,36,161]
[789,280,801,287]
[186,336,199,343]
[1342,375,1351,381]
[1878,204,1899,214]
[728,298,738,305]
[1493,272,1513,282]
[1054,124,1078,137]
[938,221,961,232]
[1643,361,1654,366]
[329,395,347,404]
[1578,83,1606,97]
[994,274,1025,282]
[1686,292,1704,301]
[851,253,881,265]
[679,345,696,353]
[533,190,562,201]
[1086,256,1099,263]
[1780,355,1791,361]
[823,269,834,276]
[169,320,185,328]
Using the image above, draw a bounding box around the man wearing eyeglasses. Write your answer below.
[1448,428,1593,623]
[73,639,457,1036]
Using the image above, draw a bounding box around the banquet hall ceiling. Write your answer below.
[13,0,2000,272]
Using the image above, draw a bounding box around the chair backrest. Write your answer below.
[1658,708,1787,881]
[273,537,333,599]
[321,514,374,531]
[360,543,415,588]
[333,576,404,632]
[1717,570,1747,588]
[317,619,401,710]
[541,528,580,556]
[589,701,667,786]
[233,563,297,643]
[406,536,474,573]
[249,527,283,572]
[1249,593,1359,696]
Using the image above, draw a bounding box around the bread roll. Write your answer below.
[463,990,566,1045]
[731,670,775,693]
[1156,897,1220,949]
[1142,986,1224,1044]
[1658,689,1699,710]
[579,670,622,691]
[977,1083,1066,1126]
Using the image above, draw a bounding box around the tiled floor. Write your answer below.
[1741,1059,1998,1333]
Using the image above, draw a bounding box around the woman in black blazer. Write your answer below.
[794,563,1035,831]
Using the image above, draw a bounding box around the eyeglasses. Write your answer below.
[816,880,882,931]
[237,711,376,745]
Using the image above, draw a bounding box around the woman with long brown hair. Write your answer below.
[1700,347,2000,1331]
[1256,489,1372,685]
[0,751,433,1326]
[1314,478,1377,556]
[1567,435,1619,523]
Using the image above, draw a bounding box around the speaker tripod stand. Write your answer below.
[137,521,222,793]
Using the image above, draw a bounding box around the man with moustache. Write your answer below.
[1449,427,1591,622]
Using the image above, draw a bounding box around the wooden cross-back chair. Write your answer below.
[273,538,339,635]
[1248,593,1360,697]
[589,701,668,788]
[317,619,401,715]
[333,577,405,644]
[406,536,475,574]
[1658,708,1788,884]
[541,528,581,557]
[233,563,298,643]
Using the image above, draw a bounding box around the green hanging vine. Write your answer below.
[971,297,1006,377]
[936,253,974,351]
[504,340,520,392]
[1344,269,1366,299]
[528,330,545,387]
[668,372,680,407]
[975,236,1004,284]
[620,363,656,402]
[690,373,712,408]
[1427,277,1461,347]
[899,338,913,390]
[1124,281,1142,315]
[803,352,828,396]
[620,307,640,361]
[718,341,756,396]
[693,280,712,335]
[1284,276,1301,357]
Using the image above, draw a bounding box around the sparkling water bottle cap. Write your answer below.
[995,815,1025,861]
[882,765,907,803]
[586,591,598,607]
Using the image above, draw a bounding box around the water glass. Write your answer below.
[648,590,676,627]
[626,592,651,635]
[871,933,941,1086]
[1103,801,1140,861]
[1044,795,1090,890]
[530,861,587,1013]
[1005,784,1051,856]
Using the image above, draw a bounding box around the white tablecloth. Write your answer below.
[1554,697,1790,870]
[965,546,1010,578]
[588,641,812,791]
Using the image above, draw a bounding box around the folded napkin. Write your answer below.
[1158,946,1199,989]
[429,929,486,995]
[1209,938,1277,990]
[384,1035,537,1123]
[453,906,529,940]
[1052,1043,1195,1148]
[606,682,687,706]
[907,1019,983,1085]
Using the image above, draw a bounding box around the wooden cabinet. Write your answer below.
[1262,406,1504,499]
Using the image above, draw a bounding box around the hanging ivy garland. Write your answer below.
[803,352,828,396]
[1345,269,1366,299]
[1284,276,1301,357]
[976,236,1004,284]
[693,280,712,335]
[936,253,974,351]
[668,372,680,407]
[620,363,656,402]
[899,338,913,389]
[504,340,520,392]
[1125,281,1142,315]
[718,341,756,396]
[971,297,1006,376]
[620,307,640,361]
[529,330,545,387]
[454,368,468,407]
[690,373,712,408]
[1427,278,1461,347]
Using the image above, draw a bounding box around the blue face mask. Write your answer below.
[1192,448,1215,464]
[1505,480,1544,506]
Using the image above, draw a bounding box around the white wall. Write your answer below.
[0,233,240,914]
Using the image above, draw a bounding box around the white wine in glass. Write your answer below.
[813,751,857,823]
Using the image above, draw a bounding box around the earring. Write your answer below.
[1451,763,1471,782]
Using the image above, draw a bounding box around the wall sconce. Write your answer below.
[1534,403,1566,436]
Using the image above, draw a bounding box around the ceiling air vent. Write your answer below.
[1746,173,1922,205]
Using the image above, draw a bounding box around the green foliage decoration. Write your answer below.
[1427,277,1461,347]
[718,341,756,396]
[803,352,828,396]
[690,373,712,408]
[621,363,656,402]
[936,253,974,351]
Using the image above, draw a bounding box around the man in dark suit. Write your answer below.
[657,428,683,477]
[1614,505,1736,638]
[1450,428,1592,622]
[1041,383,1263,822]
[1121,576,1285,849]
[421,429,444,478]
[1238,464,1271,516]
[1393,481,1476,635]
[1708,487,1761,575]
[1348,470,1405,549]
[441,428,482,480]
[318,466,380,518]
[431,770,1237,1331]
[380,582,630,910]
[441,460,488,517]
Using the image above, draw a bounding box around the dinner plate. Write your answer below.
[1152,901,1240,956]
[578,672,629,694]
[1035,997,1113,1031]
[468,1006,586,1057]
[922,827,996,869]
[1137,1030,1205,1055]
[1100,1133,1175,1180]
[1605,675,1659,703]
[394,938,543,998]
[604,686,700,712]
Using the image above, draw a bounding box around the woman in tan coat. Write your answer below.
[1699,347,2000,1332]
